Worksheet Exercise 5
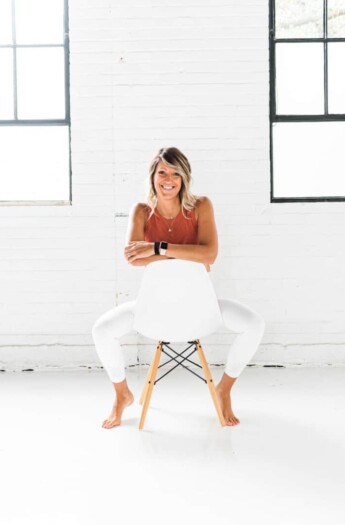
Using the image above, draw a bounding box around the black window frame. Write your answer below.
[0,0,71,206]
[269,0,345,203]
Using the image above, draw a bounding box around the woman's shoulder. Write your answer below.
[194,196,213,220]
[129,202,150,222]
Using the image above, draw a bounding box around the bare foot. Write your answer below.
[215,385,240,426]
[102,390,134,429]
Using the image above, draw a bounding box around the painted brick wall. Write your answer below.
[1,0,344,372]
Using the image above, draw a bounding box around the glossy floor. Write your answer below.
[1,365,344,525]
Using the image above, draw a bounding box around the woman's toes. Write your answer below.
[102,417,121,429]
[226,416,240,426]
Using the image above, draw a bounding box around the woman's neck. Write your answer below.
[156,199,181,219]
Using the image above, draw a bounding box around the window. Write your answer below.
[269,0,345,202]
[0,0,71,204]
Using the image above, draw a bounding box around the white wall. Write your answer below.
[1,0,345,372]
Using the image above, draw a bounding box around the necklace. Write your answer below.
[167,214,178,233]
[156,205,181,233]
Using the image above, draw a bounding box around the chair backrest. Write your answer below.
[132,259,223,342]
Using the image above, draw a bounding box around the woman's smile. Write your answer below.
[154,161,182,198]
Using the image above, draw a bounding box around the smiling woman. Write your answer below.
[91,146,266,429]
[124,147,217,268]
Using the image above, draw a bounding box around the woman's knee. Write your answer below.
[218,298,265,334]
[91,315,111,341]
[235,300,265,334]
[91,301,136,341]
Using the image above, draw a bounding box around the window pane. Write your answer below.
[328,43,345,113]
[275,43,324,114]
[275,0,324,38]
[0,0,13,45]
[328,0,345,37]
[15,0,64,45]
[0,49,14,119]
[0,126,69,200]
[17,48,65,119]
[272,121,345,198]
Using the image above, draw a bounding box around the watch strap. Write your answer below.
[154,241,160,255]
[160,241,168,256]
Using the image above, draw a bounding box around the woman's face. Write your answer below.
[153,161,183,202]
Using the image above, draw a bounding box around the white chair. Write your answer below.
[132,258,227,430]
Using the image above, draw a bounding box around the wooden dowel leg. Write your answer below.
[139,359,155,405]
[196,340,227,427]
[139,341,162,430]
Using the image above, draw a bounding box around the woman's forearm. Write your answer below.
[129,253,211,272]
[126,242,215,269]
[165,243,216,265]
[129,254,170,266]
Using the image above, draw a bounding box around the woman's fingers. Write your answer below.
[125,242,152,261]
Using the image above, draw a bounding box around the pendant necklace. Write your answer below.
[157,205,181,233]
[167,215,178,233]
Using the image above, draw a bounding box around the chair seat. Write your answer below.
[132,259,223,342]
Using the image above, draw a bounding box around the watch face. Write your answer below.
[161,241,168,249]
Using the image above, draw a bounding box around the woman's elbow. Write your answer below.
[205,249,218,265]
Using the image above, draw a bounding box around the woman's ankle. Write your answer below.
[112,378,131,397]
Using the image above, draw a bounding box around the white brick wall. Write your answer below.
[1,0,345,373]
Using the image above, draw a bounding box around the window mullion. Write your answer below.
[269,0,276,120]
[324,0,328,115]
[64,0,70,123]
[11,0,18,120]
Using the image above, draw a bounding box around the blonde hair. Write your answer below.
[146,147,199,219]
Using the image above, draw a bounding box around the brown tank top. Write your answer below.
[144,204,199,244]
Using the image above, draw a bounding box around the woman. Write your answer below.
[92,147,265,429]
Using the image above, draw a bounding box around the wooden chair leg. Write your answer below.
[138,341,162,430]
[139,358,155,405]
[196,339,227,427]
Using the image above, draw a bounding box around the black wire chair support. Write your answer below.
[153,340,207,385]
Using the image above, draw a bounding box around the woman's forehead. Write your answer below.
[156,160,176,172]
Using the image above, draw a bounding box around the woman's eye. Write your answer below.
[158,171,180,176]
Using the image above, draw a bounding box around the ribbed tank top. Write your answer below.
[144,204,199,245]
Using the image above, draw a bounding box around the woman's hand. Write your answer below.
[124,241,155,262]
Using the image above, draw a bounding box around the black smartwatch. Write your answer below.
[160,241,168,256]
[154,241,160,255]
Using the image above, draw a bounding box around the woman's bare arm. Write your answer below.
[124,203,167,264]
[125,202,146,245]
[165,197,218,265]
[124,198,217,270]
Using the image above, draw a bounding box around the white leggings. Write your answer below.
[91,298,265,383]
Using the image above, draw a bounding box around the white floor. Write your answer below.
[1,365,345,525]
